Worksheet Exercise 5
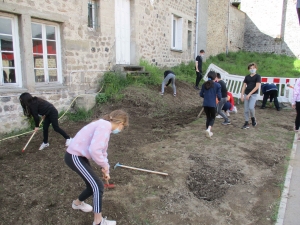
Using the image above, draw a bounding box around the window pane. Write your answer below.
[49,69,57,82]
[31,23,42,39]
[47,41,56,54]
[188,31,192,48]
[34,55,44,68]
[173,19,176,47]
[47,55,57,68]
[2,52,14,67]
[88,3,93,28]
[0,35,13,51]
[0,18,12,35]
[32,40,43,53]
[46,26,56,40]
[3,69,9,83]
[8,69,16,83]
[35,69,45,82]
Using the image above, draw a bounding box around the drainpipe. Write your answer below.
[195,0,199,59]
[226,0,230,55]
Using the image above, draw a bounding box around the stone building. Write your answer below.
[241,0,300,58]
[0,0,245,134]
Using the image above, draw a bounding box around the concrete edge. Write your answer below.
[275,133,298,225]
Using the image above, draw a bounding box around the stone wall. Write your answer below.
[241,0,300,58]
[0,0,198,134]
[133,0,196,67]
[0,90,74,132]
[206,1,245,57]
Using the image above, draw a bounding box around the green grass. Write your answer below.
[95,51,300,104]
[203,51,300,78]
[65,108,93,122]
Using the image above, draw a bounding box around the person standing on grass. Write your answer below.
[160,70,176,97]
[240,63,261,129]
[200,71,221,138]
[19,92,72,150]
[65,109,129,225]
[292,78,300,136]
[260,83,281,111]
[215,73,230,125]
[195,49,205,90]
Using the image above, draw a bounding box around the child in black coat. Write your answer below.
[19,92,72,150]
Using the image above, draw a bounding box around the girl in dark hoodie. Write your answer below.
[19,92,72,150]
[200,71,222,138]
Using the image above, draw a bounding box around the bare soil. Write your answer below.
[0,81,295,225]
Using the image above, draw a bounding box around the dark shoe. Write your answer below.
[251,117,257,127]
[277,107,281,111]
[260,106,266,109]
[242,122,249,129]
[194,86,200,90]
[222,120,231,125]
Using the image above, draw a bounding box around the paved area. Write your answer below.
[276,133,300,225]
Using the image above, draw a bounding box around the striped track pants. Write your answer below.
[65,152,104,213]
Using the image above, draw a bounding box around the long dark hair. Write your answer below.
[19,92,44,118]
[204,71,217,89]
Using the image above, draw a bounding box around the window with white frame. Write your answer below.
[88,0,99,29]
[171,14,183,50]
[31,22,61,83]
[0,15,21,86]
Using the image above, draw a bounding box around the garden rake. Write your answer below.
[22,118,44,152]
[114,162,168,176]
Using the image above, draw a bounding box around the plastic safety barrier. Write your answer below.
[203,63,296,103]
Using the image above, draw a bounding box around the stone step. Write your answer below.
[126,71,150,77]
[123,65,144,72]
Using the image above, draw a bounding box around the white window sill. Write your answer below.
[35,83,67,91]
[0,86,28,94]
[170,48,183,53]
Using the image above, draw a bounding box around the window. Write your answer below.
[171,14,183,50]
[88,0,99,29]
[187,20,192,49]
[31,22,62,83]
[0,15,21,86]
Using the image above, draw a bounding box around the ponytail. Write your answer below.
[204,71,217,89]
[102,110,129,127]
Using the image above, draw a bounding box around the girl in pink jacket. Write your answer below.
[65,110,129,225]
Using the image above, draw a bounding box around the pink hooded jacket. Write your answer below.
[292,79,300,105]
[67,119,112,173]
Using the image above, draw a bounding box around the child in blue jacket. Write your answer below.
[200,71,222,138]
[260,83,281,111]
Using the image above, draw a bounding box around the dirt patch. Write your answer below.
[0,81,295,225]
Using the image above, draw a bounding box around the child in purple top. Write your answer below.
[292,78,300,136]
[65,110,129,225]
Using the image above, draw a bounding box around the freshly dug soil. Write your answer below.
[0,81,294,225]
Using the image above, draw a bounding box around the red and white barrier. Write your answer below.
[203,63,296,103]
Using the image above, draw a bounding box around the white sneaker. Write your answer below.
[216,115,222,119]
[72,201,93,212]
[205,129,213,139]
[233,106,237,113]
[39,142,49,150]
[65,138,72,146]
[93,217,116,225]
